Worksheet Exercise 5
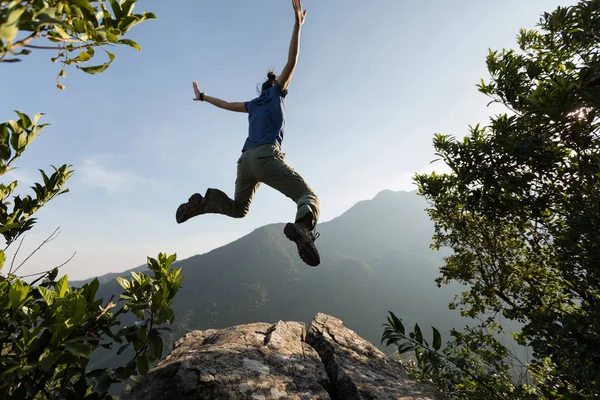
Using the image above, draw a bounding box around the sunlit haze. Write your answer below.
[1,0,578,280]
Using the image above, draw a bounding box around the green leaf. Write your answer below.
[116,276,130,290]
[109,0,124,20]
[38,286,54,305]
[8,279,29,310]
[0,250,5,271]
[64,341,91,359]
[432,327,442,351]
[0,124,11,161]
[69,294,87,322]
[71,0,94,13]
[0,6,26,44]
[31,113,44,126]
[131,271,142,283]
[117,38,141,51]
[39,349,62,371]
[6,119,20,134]
[82,278,100,302]
[34,8,63,26]
[52,24,72,40]
[77,62,110,74]
[167,253,177,267]
[397,342,418,354]
[389,311,405,335]
[0,222,21,234]
[48,267,59,282]
[10,131,26,153]
[148,329,163,361]
[66,50,92,64]
[121,0,137,16]
[27,124,45,144]
[77,51,115,74]
[55,275,69,297]
[117,343,130,355]
[136,355,149,376]
[414,323,423,345]
[14,111,31,129]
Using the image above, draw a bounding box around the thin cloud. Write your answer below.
[1,168,36,186]
[77,158,149,194]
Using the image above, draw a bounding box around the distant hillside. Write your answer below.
[87,190,524,372]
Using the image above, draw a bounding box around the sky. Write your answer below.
[1,0,578,280]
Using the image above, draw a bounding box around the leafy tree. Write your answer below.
[1,0,155,87]
[1,1,183,399]
[385,0,599,398]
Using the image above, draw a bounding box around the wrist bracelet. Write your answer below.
[200,92,205,102]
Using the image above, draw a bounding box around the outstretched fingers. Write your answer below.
[292,0,302,12]
[292,0,306,23]
[192,81,201,101]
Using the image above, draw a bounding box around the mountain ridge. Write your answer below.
[74,189,421,286]
[90,188,464,369]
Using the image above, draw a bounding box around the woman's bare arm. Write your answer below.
[192,81,247,113]
[277,0,306,92]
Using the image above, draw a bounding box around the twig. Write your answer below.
[17,270,50,279]
[24,43,90,50]
[10,31,41,51]
[20,251,77,285]
[9,235,26,275]
[96,295,116,320]
[0,58,21,63]
[12,227,61,275]
[0,30,39,62]
[54,251,76,269]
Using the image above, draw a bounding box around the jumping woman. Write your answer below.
[176,0,321,266]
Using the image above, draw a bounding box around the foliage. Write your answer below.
[386,0,600,398]
[0,0,156,88]
[1,112,72,248]
[0,252,182,399]
[382,312,537,400]
[0,1,177,398]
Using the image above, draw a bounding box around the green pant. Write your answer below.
[203,144,320,229]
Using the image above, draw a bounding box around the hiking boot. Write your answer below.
[176,193,207,224]
[284,222,321,267]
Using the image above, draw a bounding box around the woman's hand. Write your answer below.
[192,81,203,101]
[293,0,307,26]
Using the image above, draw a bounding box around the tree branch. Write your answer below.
[12,227,60,275]
[9,235,26,275]
[11,30,42,51]
[24,43,89,50]
[96,295,116,321]
[21,251,77,285]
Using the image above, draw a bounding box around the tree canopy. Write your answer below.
[386,1,600,398]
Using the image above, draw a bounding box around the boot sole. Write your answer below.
[176,194,205,224]
[284,223,320,267]
[175,202,191,224]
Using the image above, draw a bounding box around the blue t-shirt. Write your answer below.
[242,81,287,152]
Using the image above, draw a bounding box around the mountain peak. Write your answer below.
[373,189,417,200]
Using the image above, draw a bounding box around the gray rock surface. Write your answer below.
[123,314,439,400]
[306,313,439,400]
[123,320,330,400]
